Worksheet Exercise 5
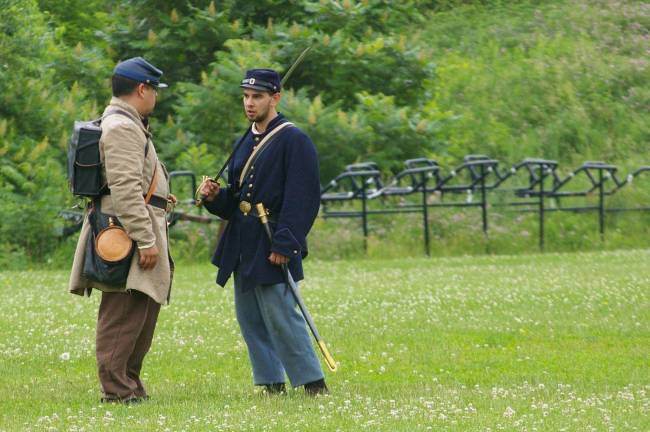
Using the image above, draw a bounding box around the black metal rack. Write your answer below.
[58,159,650,255]
[320,157,650,253]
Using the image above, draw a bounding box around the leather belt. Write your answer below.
[148,195,172,212]
[239,201,276,222]
[104,191,172,212]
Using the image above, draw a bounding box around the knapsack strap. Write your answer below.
[103,109,151,156]
[100,109,155,197]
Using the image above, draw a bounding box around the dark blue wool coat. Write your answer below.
[205,114,320,288]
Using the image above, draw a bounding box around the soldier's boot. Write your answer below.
[262,383,287,395]
[304,379,329,396]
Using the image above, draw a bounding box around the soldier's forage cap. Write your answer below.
[240,69,281,93]
[113,57,168,88]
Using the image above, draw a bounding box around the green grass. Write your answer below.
[1,250,649,431]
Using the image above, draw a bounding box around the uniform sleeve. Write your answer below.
[204,184,237,219]
[102,121,155,248]
[271,131,320,259]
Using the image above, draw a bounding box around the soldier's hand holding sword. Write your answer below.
[197,176,220,203]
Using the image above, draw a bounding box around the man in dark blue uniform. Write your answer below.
[200,68,328,395]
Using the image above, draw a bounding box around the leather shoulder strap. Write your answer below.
[144,163,158,205]
[238,122,294,186]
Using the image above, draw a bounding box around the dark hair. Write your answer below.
[111,74,140,97]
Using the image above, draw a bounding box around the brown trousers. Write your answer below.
[96,290,160,400]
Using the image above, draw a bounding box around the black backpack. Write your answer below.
[67,110,147,197]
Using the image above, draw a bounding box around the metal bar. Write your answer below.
[322,200,491,217]
[539,164,545,252]
[391,202,484,209]
[421,172,430,256]
[480,164,488,234]
[491,201,542,207]
[322,208,423,217]
[605,207,650,212]
[426,202,485,208]
[598,168,605,239]
[361,180,368,251]
[508,206,605,213]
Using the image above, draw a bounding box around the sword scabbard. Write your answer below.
[318,340,338,372]
[256,203,270,225]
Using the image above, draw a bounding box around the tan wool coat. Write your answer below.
[69,98,174,304]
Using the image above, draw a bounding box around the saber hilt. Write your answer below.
[255,203,337,372]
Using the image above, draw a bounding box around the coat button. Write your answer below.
[293,250,298,254]
[248,183,253,188]
[249,174,254,179]
[246,193,251,197]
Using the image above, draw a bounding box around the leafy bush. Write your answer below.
[0,1,104,261]
[1,0,649,267]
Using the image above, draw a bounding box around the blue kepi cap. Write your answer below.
[240,69,281,93]
[113,57,168,88]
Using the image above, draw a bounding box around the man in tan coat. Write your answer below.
[69,57,174,404]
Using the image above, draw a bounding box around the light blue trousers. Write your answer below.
[234,272,324,387]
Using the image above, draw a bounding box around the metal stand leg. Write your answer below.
[539,165,546,252]
[598,169,605,240]
[422,175,430,256]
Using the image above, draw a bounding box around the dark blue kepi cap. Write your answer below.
[240,68,281,93]
[113,57,168,88]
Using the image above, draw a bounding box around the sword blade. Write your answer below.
[281,45,312,87]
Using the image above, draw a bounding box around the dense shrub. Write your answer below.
[0,1,106,262]
[1,0,648,266]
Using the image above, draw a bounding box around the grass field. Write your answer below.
[0,250,648,431]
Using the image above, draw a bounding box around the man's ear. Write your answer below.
[136,83,147,97]
[271,92,281,107]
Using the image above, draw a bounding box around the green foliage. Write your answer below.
[1,0,649,266]
[100,1,244,118]
[38,0,112,48]
[0,0,103,261]
[423,1,650,165]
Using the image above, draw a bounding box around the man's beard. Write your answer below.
[249,106,270,123]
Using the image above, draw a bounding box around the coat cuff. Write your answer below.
[137,240,156,249]
[203,196,219,214]
[203,187,232,217]
[270,227,302,259]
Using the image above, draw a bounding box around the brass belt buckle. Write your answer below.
[239,200,252,216]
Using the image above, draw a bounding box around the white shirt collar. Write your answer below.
[251,122,261,135]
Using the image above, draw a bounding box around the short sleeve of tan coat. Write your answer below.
[101,118,155,248]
